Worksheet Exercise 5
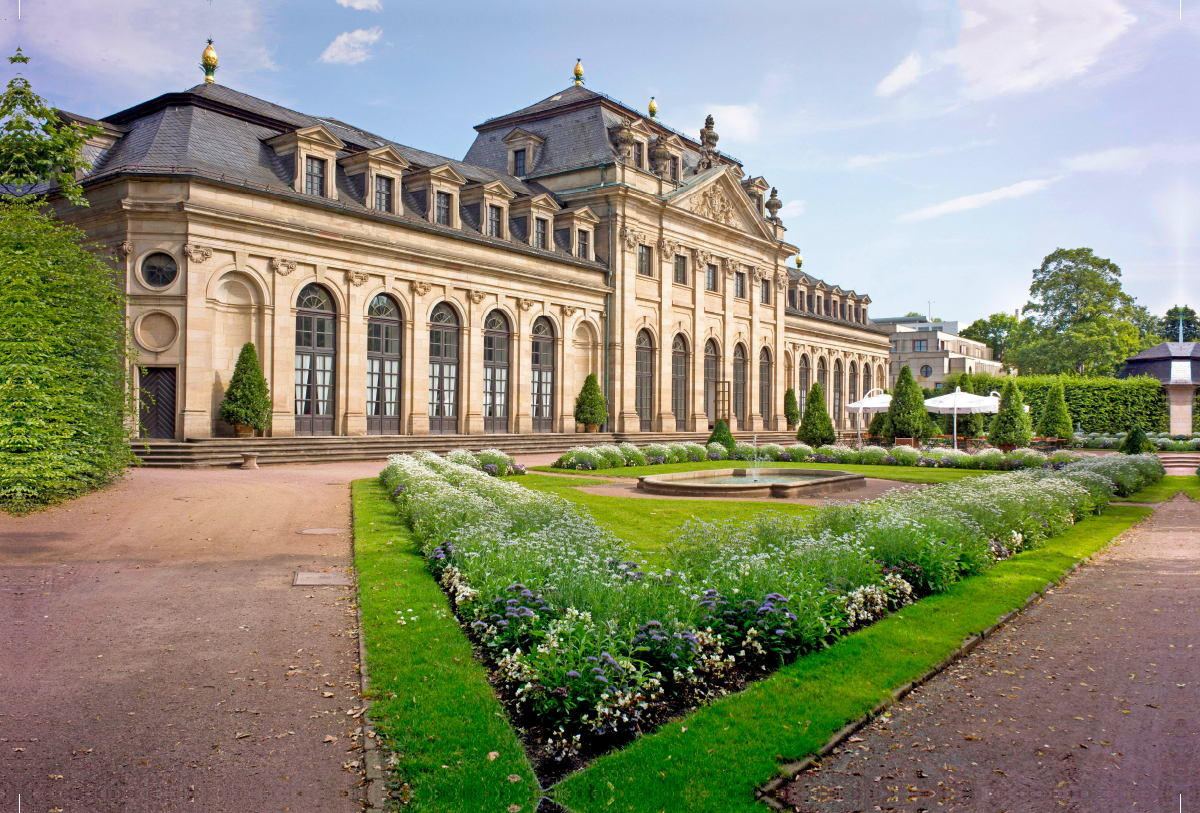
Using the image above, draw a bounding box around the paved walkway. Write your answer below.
[779,494,1199,812]
[1,461,383,813]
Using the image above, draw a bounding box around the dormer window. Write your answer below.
[535,218,548,249]
[488,204,503,238]
[577,230,590,259]
[634,142,644,169]
[305,157,326,197]
[375,176,394,213]
[512,149,526,176]
[670,156,679,181]
[436,191,452,226]
[807,293,813,312]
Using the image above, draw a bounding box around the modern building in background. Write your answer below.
[48,46,888,440]
[871,316,1009,390]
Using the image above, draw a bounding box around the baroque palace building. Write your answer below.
[54,48,889,440]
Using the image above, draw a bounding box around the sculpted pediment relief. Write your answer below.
[667,170,776,240]
[690,186,744,229]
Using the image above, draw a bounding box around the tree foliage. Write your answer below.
[218,342,271,432]
[1118,426,1153,455]
[987,379,1032,447]
[707,418,736,451]
[1035,380,1073,441]
[783,387,800,427]
[796,382,835,446]
[1157,304,1198,343]
[960,312,1028,366]
[573,373,608,426]
[886,365,926,439]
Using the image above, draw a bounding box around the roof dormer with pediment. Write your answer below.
[264,124,346,199]
[405,163,468,228]
[501,127,545,177]
[339,145,410,214]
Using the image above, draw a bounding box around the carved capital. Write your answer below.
[690,247,712,268]
[774,269,789,290]
[410,280,432,297]
[721,257,736,278]
[657,237,679,257]
[619,224,647,250]
[183,243,213,264]
[562,305,578,317]
[518,298,536,312]
[345,269,369,287]
[271,257,298,276]
[110,241,133,261]
[468,289,487,304]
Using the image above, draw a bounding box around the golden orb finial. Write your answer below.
[573,59,584,86]
[201,39,219,84]
[795,253,803,269]
[648,96,658,119]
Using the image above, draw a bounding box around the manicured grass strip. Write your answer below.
[515,474,812,557]
[1114,475,1200,503]
[553,505,1151,813]
[532,460,993,484]
[353,478,538,813]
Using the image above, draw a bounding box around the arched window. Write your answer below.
[635,330,654,431]
[704,339,721,428]
[295,283,336,436]
[733,344,747,428]
[833,360,843,430]
[366,294,402,435]
[863,362,873,396]
[817,356,827,390]
[759,348,772,425]
[799,354,810,417]
[671,334,689,429]
[531,317,555,433]
[848,362,858,430]
[428,303,460,434]
[482,310,510,434]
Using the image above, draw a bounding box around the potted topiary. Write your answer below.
[218,342,271,438]
[783,387,800,431]
[797,382,835,447]
[573,373,607,432]
[1036,381,1073,447]
[707,418,736,451]
[987,379,1032,452]
[886,366,925,448]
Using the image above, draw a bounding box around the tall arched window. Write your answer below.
[733,344,747,428]
[863,361,873,396]
[817,356,827,390]
[847,362,858,430]
[295,283,336,436]
[799,354,810,417]
[531,317,555,433]
[635,330,654,431]
[482,310,510,433]
[833,360,843,430]
[366,294,402,435]
[704,339,720,428]
[671,334,689,428]
[428,303,460,434]
[759,348,772,425]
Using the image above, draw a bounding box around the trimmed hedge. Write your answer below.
[943,372,1167,434]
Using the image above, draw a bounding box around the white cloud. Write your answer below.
[777,200,805,219]
[956,0,1135,98]
[898,177,1059,222]
[847,140,993,169]
[705,104,760,142]
[876,53,923,97]
[319,27,383,65]
[1064,144,1200,174]
[337,0,383,9]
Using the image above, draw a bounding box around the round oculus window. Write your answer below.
[141,253,178,288]
[920,364,933,378]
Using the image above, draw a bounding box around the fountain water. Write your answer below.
[751,434,759,481]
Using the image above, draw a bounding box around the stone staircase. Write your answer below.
[1159,452,1200,475]
[132,430,805,468]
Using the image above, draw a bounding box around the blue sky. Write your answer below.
[4,0,1197,324]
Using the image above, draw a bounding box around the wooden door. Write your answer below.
[139,367,177,439]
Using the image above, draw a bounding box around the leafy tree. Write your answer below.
[885,365,925,439]
[904,311,923,318]
[1035,380,1073,441]
[1118,426,1153,455]
[707,418,736,451]
[960,312,1029,365]
[1,49,99,205]
[797,382,835,446]
[1024,248,1133,330]
[783,387,800,427]
[218,343,271,432]
[868,411,890,439]
[987,379,1032,447]
[1157,305,1198,343]
[573,373,607,427]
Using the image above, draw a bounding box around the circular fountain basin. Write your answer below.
[636,468,866,499]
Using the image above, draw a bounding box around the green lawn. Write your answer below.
[353,478,538,813]
[533,459,994,484]
[1114,474,1200,503]
[552,505,1152,813]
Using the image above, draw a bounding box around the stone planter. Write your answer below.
[586,423,600,433]
[234,423,255,438]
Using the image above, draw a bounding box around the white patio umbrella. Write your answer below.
[982,390,1032,414]
[923,386,999,450]
[847,388,892,448]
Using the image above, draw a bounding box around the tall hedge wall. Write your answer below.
[941,372,1167,434]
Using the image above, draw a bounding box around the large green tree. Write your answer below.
[1157,305,1198,343]
[960,312,1030,366]
[886,365,927,439]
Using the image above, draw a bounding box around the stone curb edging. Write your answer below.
[753,520,1142,810]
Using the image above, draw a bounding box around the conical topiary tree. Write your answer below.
[1118,425,1153,454]
[707,418,736,451]
[573,373,608,429]
[797,382,835,446]
[783,387,800,428]
[1036,380,1073,441]
[987,378,1032,448]
[886,365,926,440]
[218,342,271,432]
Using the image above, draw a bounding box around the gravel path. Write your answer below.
[1,462,384,813]
[778,494,1199,813]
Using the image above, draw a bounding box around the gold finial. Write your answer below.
[573,59,584,86]
[648,96,658,119]
[795,253,803,269]
[201,39,219,84]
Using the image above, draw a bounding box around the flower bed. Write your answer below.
[444,447,526,476]
[379,451,1163,776]
[1071,431,1200,452]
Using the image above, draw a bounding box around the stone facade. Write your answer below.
[54,78,889,440]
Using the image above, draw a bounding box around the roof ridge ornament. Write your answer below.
[648,96,658,119]
[201,39,218,84]
[698,114,720,170]
[573,59,584,86]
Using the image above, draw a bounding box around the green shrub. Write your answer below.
[573,373,607,427]
[445,448,480,468]
[886,366,926,439]
[797,382,835,446]
[707,418,736,451]
[1118,426,1153,455]
[218,342,271,432]
[705,442,729,460]
[593,444,627,468]
[988,379,1033,447]
[642,443,670,464]
[858,446,889,465]
[889,446,919,465]
[1036,381,1073,441]
[617,442,647,466]
[785,443,813,460]
[783,387,801,427]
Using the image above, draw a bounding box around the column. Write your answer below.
[406,280,431,435]
[657,242,675,433]
[462,291,484,435]
[267,266,297,437]
[689,250,706,433]
[512,301,534,434]
[747,266,762,431]
[342,273,368,436]
[772,270,786,431]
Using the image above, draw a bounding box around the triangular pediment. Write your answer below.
[627,118,654,137]
[428,163,469,185]
[294,124,345,148]
[515,192,558,210]
[366,145,409,169]
[502,126,545,146]
[666,168,776,240]
[467,179,517,199]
